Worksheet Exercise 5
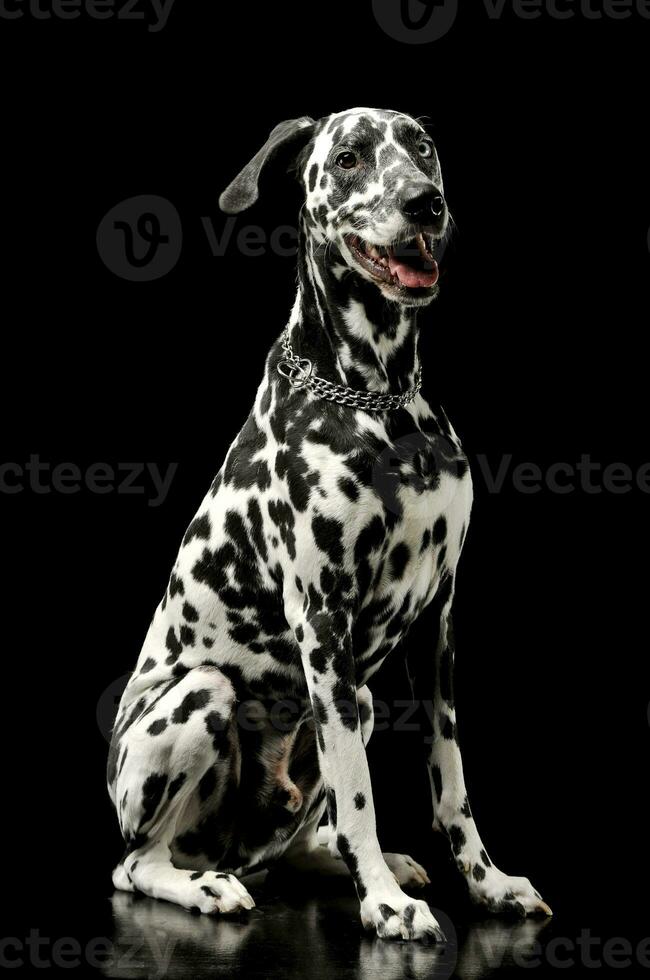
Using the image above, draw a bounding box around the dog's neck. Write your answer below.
[285,225,421,395]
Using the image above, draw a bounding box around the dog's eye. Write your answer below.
[418,140,434,159]
[336,151,358,170]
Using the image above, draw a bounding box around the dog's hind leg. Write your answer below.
[109,664,254,915]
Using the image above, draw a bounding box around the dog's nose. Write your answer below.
[400,184,446,224]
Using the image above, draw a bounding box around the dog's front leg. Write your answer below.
[407,595,552,919]
[285,593,443,943]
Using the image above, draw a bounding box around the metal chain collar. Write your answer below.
[276,330,422,413]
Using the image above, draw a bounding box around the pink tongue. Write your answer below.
[387,255,439,289]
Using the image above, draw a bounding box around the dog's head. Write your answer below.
[220,108,449,308]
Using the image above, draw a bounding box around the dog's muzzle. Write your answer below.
[345,232,440,290]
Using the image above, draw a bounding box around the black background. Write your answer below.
[2,1,649,975]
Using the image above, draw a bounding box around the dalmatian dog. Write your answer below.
[107,107,552,942]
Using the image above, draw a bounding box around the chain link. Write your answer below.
[276,330,422,413]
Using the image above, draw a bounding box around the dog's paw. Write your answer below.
[183,871,255,915]
[462,864,552,919]
[382,853,431,890]
[360,892,445,943]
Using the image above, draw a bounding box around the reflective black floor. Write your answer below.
[101,870,559,979]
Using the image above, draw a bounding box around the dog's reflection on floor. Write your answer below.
[103,872,550,980]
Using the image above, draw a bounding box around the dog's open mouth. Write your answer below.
[344,233,439,290]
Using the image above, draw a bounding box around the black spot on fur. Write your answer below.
[379,903,396,920]
[275,449,311,511]
[184,514,211,547]
[182,602,199,623]
[165,627,183,664]
[312,693,328,726]
[168,772,187,800]
[171,689,211,724]
[389,542,410,580]
[192,545,231,594]
[205,711,229,752]
[338,476,359,502]
[169,573,185,599]
[180,625,195,647]
[439,712,456,740]
[198,767,217,802]
[310,647,327,673]
[403,904,416,928]
[268,499,297,560]
[307,583,323,613]
[354,515,384,564]
[312,514,344,566]
[432,516,447,545]
[229,622,259,645]
[320,565,335,595]
[224,415,272,492]
[147,718,167,736]
[265,637,297,665]
[247,498,269,563]
[449,825,466,855]
[139,773,167,829]
[337,833,366,900]
[354,792,366,810]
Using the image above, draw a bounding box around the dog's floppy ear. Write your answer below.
[219,117,315,214]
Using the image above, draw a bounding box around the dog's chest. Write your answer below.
[375,470,468,597]
[336,421,473,673]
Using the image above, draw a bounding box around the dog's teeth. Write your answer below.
[415,233,434,262]
[367,244,382,260]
